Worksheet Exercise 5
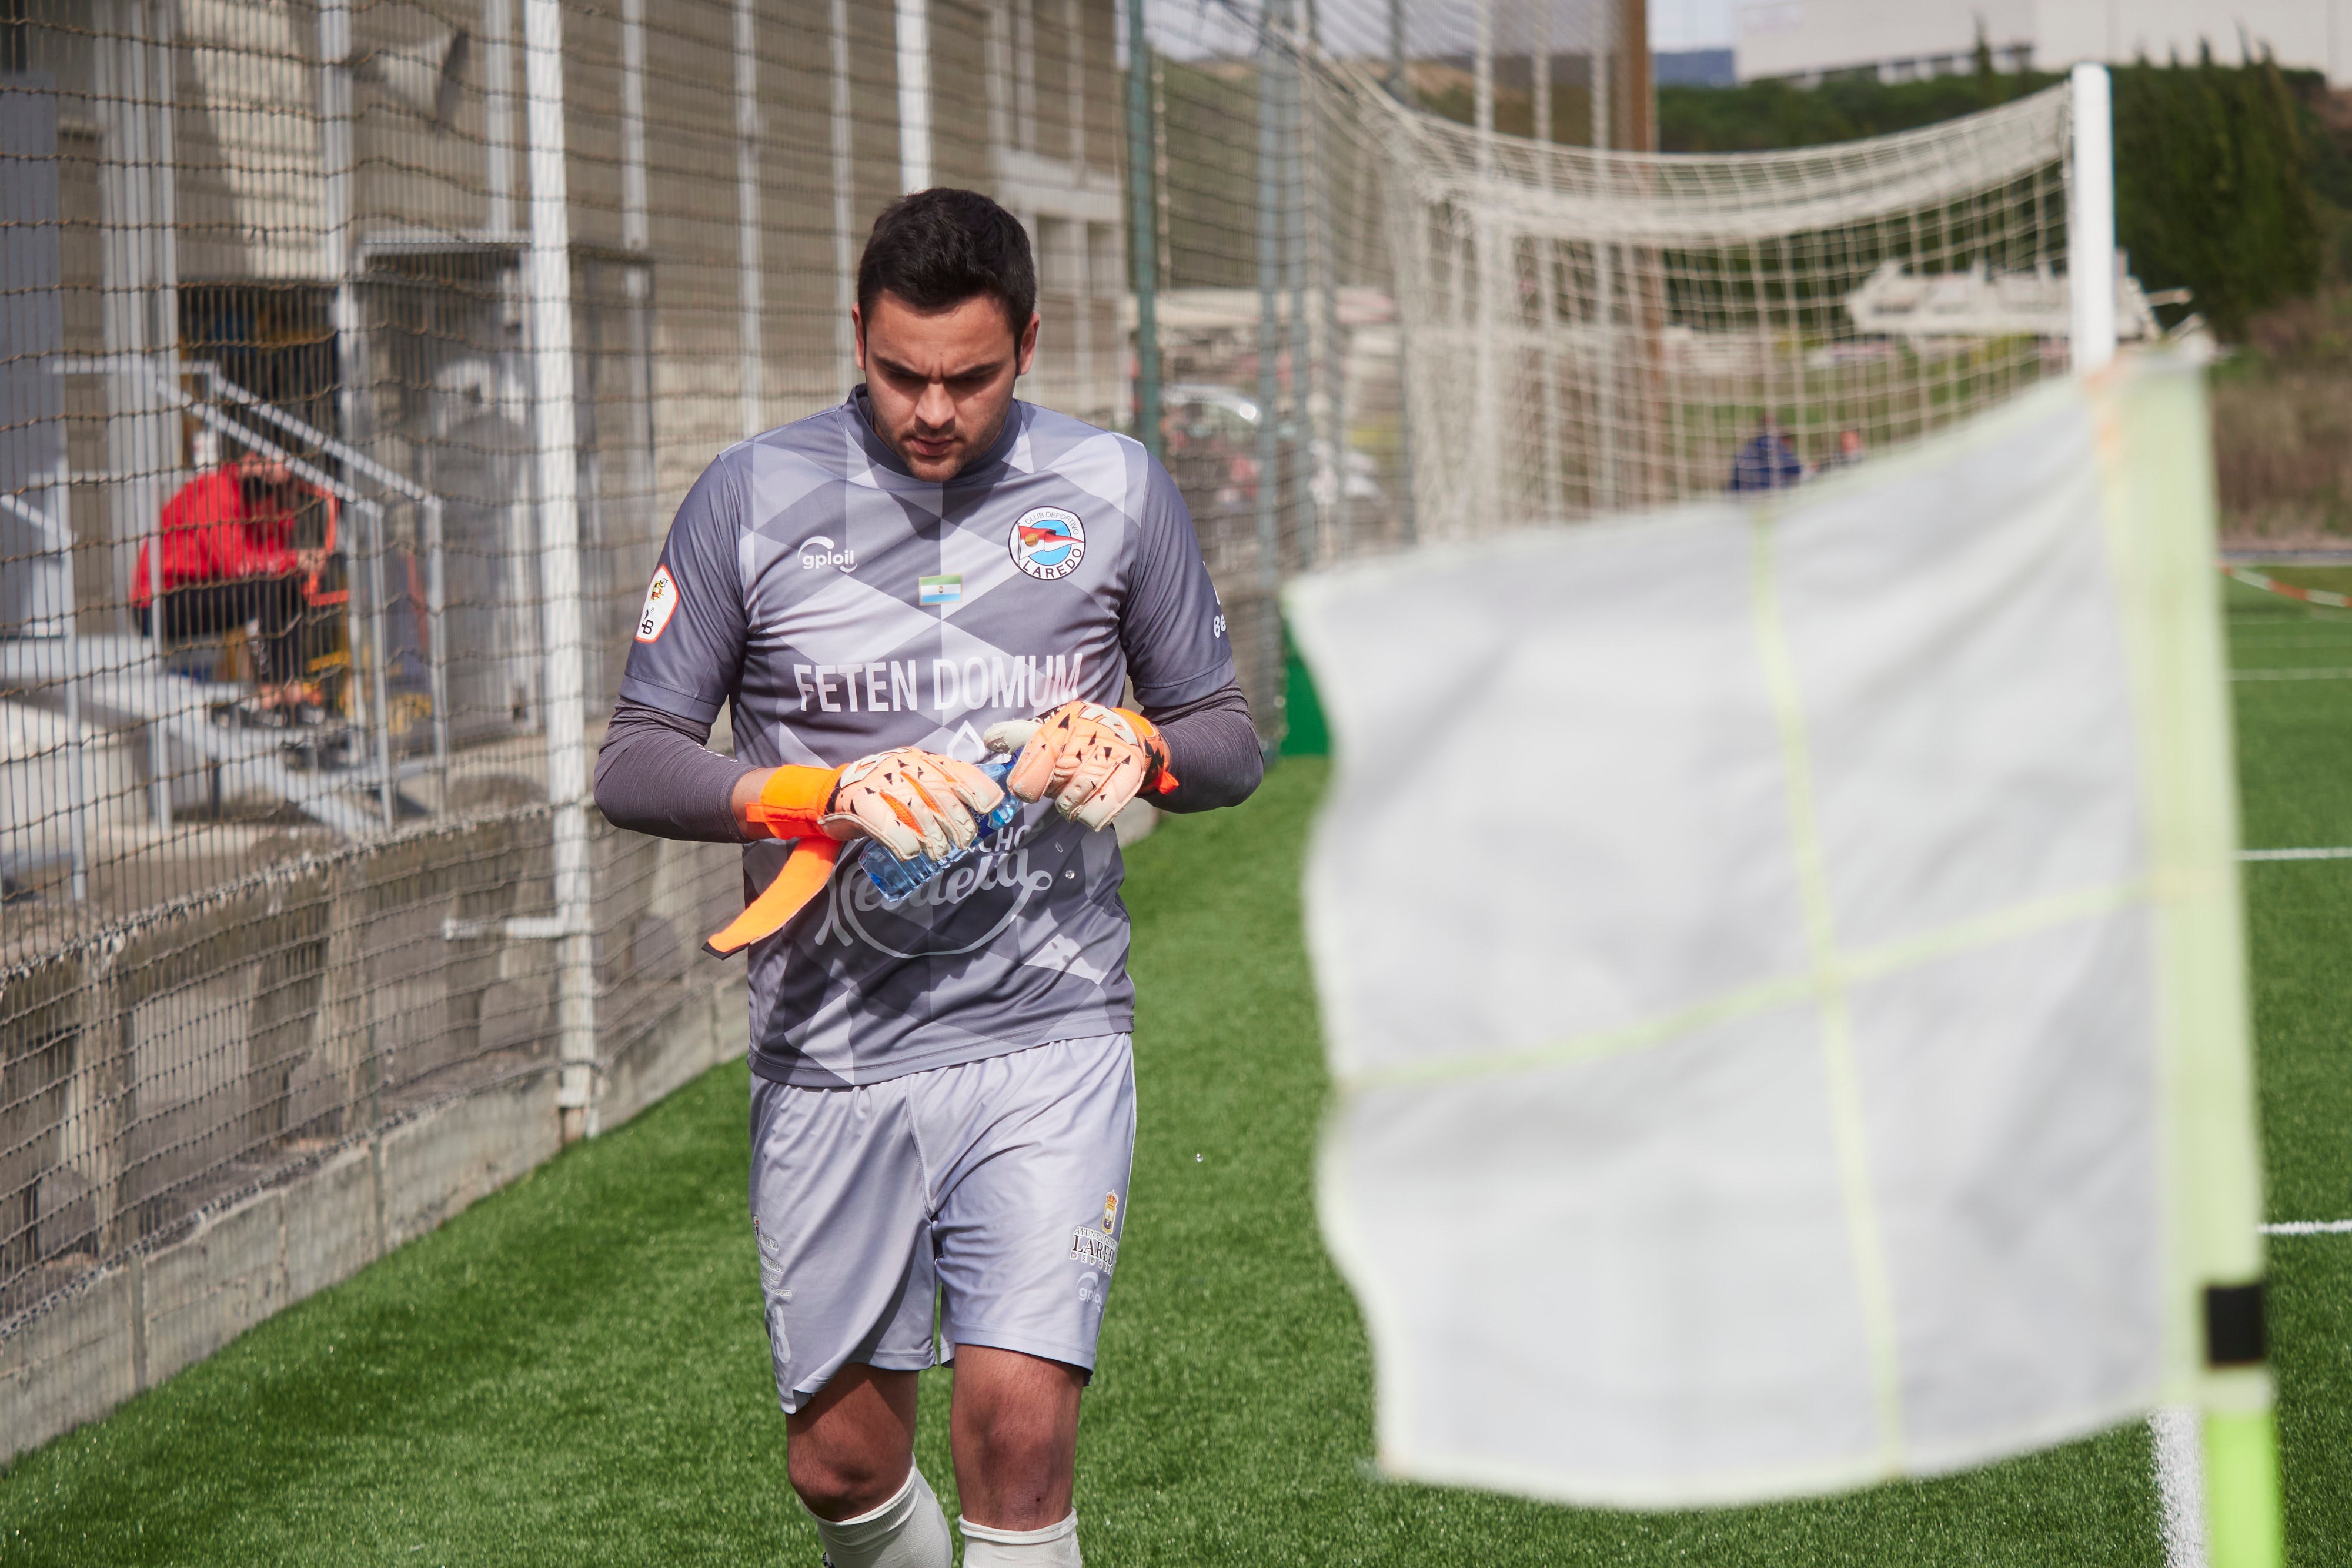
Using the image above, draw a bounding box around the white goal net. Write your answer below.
[1138,12,2114,709]
[1307,57,2089,540]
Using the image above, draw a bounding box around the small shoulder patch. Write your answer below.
[636,564,680,643]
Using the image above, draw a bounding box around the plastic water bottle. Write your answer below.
[860,755,1022,905]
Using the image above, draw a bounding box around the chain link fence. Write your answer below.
[3,0,1147,1364]
[2,0,2092,1439]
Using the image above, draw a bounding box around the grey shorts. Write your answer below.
[748,1034,1137,1413]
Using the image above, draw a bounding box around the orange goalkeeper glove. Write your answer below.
[984,701,1178,831]
[703,749,1006,958]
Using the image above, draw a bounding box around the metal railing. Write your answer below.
[52,355,448,836]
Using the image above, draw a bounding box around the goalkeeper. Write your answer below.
[593,188,1260,1568]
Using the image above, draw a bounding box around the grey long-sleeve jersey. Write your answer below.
[606,389,1254,1088]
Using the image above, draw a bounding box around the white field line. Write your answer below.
[2262,1221,2352,1236]
[2229,633,2352,649]
[2241,847,2352,861]
[2226,557,2352,567]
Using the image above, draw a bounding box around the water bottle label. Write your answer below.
[859,755,1021,905]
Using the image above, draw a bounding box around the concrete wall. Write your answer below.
[0,967,747,1466]
[1,802,1149,1463]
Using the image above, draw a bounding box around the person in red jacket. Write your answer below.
[134,450,334,721]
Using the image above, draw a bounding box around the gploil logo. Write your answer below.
[800,535,857,571]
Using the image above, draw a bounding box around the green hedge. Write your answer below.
[2110,59,2324,335]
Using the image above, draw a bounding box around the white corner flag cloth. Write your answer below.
[1288,355,2266,1508]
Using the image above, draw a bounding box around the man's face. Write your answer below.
[854,290,1038,482]
[235,453,297,508]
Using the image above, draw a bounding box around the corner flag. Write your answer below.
[1289,356,2277,1559]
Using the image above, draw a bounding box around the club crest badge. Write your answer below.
[1010,506,1085,581]
[1101,1192,1119,1234]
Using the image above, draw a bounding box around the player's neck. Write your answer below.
[851,384,1023,481]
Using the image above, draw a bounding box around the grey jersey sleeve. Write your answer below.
[593,698,754,842]
[1144,677,1262,813]
[618,454,749,726]
[1121,456,1238,711]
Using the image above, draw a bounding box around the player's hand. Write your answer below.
[730,750,1003,859]
[820,748,1005,862]
[984,701,1178,831]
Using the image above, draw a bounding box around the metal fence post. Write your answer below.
[897,0,932,192]
[522,0,598,1142]
[1285,9,1315,566]
[422,496,452,810]
[95,0,180,830]
[831,0,857,390]
[1126,0,1161,463]
[1387,0,1417,543]
[734,0,764,439]
[51,451,89,902]
[362,500,397,825]
[1254,2,1288,740]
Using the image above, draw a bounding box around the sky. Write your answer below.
[1143,0,1738,63]
[1649,0,1736,52]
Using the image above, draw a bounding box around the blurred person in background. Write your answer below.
[1728,413,1803,493]
[135,449,335,726]
[1815,427,1866,474]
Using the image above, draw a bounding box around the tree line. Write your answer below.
[1661,49,2347,339]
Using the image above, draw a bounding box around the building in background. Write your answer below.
[7,0,1127,764]
[1655,46,1735,85]
[1736,0,2352,86]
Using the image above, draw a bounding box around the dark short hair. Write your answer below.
[857,188,1037,340]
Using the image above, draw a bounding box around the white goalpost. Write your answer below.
[1289,47,2161,542]
[2068,61,2119,373]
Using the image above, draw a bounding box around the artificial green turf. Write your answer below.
[4,598,2348,1566]
[2229,593,2352,1567]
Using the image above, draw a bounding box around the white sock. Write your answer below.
[958,1511,1081,1567]
[807,1466,953,1568]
